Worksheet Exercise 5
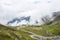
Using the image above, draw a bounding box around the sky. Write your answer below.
[0,0,60,25]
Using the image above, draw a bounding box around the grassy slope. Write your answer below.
[42,20,60,36]
[0,20,60,40]
[20,20,60,36]
[0,24,36,40]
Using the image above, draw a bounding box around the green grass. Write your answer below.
[0,24,36,40]
[20,27,50,36]
[0,20,60,40]
[42,20,60,36]
[20,20,60,36]
[42,24,60,36]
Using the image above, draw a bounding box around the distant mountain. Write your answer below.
[7,16,30,26]
[6,11,60,26]
[52,11,60,20]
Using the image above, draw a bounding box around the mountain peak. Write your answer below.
[7,16,30,26]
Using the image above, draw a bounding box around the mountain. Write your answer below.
[6,11,60,26]
[52,11,60,20]
[7,16,30,26]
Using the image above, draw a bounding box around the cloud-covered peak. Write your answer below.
[0,0,60,26]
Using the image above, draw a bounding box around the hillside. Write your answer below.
[0,20,60,40]
[19,20,60,40]
[0,24,36,40]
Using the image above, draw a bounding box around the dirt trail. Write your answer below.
[23,30,60,40]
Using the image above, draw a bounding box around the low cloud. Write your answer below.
[0,0,60,25]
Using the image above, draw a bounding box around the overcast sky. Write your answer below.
[0,0,60,25]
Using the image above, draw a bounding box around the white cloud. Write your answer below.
[0,0,60,25]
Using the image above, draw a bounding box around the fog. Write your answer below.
[0,0,60,26]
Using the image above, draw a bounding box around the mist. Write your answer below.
[0,0,60,26]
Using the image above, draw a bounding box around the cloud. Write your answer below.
[0,0,60,25]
